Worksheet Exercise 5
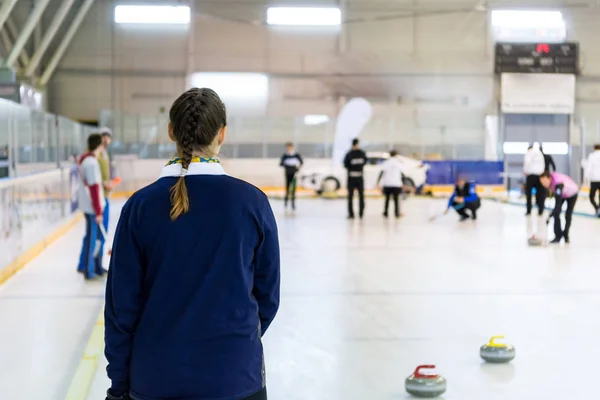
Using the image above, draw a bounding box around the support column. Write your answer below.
[39,0,95,87]
[25,0,77,77]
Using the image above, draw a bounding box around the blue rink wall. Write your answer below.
[425,161,504,185]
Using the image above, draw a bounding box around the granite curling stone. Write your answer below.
[528,236,544,247]
[480,335,515,363]
[405,365,447,398]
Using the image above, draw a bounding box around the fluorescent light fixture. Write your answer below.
[114,5,191,24]
[188,73,269,99]
[540,142,569,155]
[267,7,341,26]
[503,142,530,155]
[491,10,565,42]
[304,115,329,126]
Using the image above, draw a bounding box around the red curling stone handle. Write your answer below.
[414,365,439,378]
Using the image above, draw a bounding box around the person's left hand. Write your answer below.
[455,197,464,204]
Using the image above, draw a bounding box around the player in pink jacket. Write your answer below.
[540,171,579,244]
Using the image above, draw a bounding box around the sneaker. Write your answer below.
[471,214,477,220]
[550,237,562,244]
[525,212,531,216]
[459,215,469,222]
[383,213,388,218]
[347,215,355,220]
[564,236,570,244]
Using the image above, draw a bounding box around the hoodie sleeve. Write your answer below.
[447,190,457,209]
[105,199,145,397]
[463,183,478,203]
[253,197,281,336]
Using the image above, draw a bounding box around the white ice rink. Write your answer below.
[2,197,600,400]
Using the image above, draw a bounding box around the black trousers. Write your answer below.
[553,195,577,239]
[452,199,481,218]
[525,174,546,215]
[383,187,402,217]
[347,177,365,217]
[243,388,267,400]
[590,182,600,211]
[284,172,296,205]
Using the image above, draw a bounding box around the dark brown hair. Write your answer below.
[169,88,227,220]
[541,171,552,179]
[87,133,103,152]
[595,144,600,151]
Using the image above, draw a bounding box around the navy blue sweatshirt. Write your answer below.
[105,161,280,400]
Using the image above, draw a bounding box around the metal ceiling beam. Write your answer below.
[6,0,51,68]
[39,0,95,87]
[25,0,76,77]
[3,17,31,67]
[0,0,18,33]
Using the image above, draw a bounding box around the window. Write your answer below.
[114,5,191,24]
[503,141,569,155]
[491,10,566,42]
[267,7,341,26]
[304,115,329,126]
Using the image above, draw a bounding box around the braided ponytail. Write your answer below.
[168,88,227,220]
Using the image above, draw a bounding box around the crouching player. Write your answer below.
[446,177,481,221]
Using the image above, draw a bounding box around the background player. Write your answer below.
[279,142,303,210]
[540,171,579,244]
[344,138,367,219]
[446,176,481,221]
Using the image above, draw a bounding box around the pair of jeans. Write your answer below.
[77,213,104,279]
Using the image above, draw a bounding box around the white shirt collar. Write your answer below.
[159,162,227,179]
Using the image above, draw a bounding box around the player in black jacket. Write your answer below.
[280,142,303,210]
[539,146,557,173]
[344,138,368,219]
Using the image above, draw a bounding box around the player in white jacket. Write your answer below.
[523,144,546,216]
[377,150,404,218]
[584,144,600,217]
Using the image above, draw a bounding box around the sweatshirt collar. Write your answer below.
[159,160,226,179]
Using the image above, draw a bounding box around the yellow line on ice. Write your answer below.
[0,212,82,286]
[64,309,105,400]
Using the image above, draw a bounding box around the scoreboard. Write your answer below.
[494,42,579,75]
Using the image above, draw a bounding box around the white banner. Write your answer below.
[501,73,575,114]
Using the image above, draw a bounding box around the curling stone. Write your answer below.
[528,236,543,247]
[480,335,515,363]
[405,365,447,398]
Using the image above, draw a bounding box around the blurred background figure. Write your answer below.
[539,145,556,173]
[523,143,546,216]
[540,171,579,244]
[377,149,404,219]
[279,142,303,210]
[446,176,481,221]
[584,144,600,217]
[344,138,367,219]
[0,145,8,178]
[98,128,113,271]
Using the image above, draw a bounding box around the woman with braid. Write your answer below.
[104,88,280,400]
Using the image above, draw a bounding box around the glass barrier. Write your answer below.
[0,168,73,270]
[99,110,488,161]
